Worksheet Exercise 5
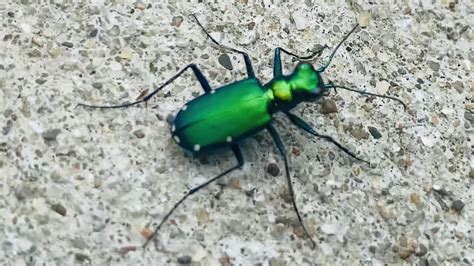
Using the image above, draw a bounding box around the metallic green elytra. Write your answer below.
[77,15,406,250]
[173,79,270,152]
[172,63,324,153]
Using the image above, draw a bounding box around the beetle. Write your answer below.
[78,14,406,249]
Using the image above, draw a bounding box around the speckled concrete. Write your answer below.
[1,1,472,265]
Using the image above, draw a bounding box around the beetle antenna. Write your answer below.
[327,84,407,110]
[317,24,359,72]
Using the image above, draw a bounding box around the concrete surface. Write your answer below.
[1,0,472,265]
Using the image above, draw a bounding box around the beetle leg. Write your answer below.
[190,14,256,78]
[143,145,244,249]
[266,124,316,249]
[77,63,212,109]
[285,112,370,165]
[273,46,329,78]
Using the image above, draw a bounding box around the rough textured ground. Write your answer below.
[1,0,472,265]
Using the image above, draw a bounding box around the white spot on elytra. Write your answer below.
[226,136,232,143]
[210,90,216,94]
[173,135,180,143]
[181,105,188,111]
[171,125,176,132]
[194,144,201,152]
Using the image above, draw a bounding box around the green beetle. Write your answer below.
[78,15,405,249]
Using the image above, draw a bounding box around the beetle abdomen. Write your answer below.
[172,78,271,153]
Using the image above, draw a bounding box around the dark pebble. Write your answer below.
[75,253,91,262]
[51,203,67,216]
[397,68,407,75]
[61,42,74,48]
[368,126,382,139]
[89,28,98,38]
[2,120,12,135]
[133,130,145,138]
[248,21,255,30]
[320,99,337,114]
[267,163,280,177]
[245,188,256,197]
[369,246,376,254]
[92,82,103,89]
[177,255,192,264]
[14,187,27,201]
[218,53,233,70]
[433,187,450,197]
[42,129,61,141]
[35,78,47,85]
[7,11,14,18]
[451,200,465,213]
[415,243,428,256]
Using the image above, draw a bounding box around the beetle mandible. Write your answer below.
[78,14,406,249]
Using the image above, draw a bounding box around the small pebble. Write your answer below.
[2,120,12,135]
[75,253,91,262]
[35,78,47,85]
[51,203,67,216]
[93,178,101,188]
[218,54,233,70]
[118,246,137,255]
[292,147,300,156]
[61,41,73,48]
[378,204,390,220]
[247,21,255,30]
[42,129,61,141]
[89,28,98,38]
[368,126,382,139]
[350,126,369,140]
[451,200,465,213]
[369,246,376,254]
[177,255,192,264]
[171,16,183,27]
[410,193,421,208]
[266,163,280,177]
[92,82,103,89]
[415,243,428,256]
[320,99,337,114]
[358,11,372,27]
[219,255,231,266]
[269,258,285,266]
[427,60,440,72]
[134,1,146,10]
[133,130,145,138]
[28,49,42,57]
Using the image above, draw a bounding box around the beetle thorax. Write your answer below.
[265,62,320,113]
